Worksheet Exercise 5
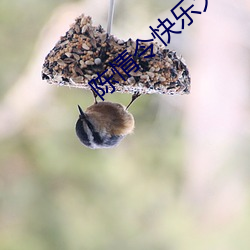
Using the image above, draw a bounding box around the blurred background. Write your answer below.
[1,0,250,249]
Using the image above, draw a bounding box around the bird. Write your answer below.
[75,92,140,149]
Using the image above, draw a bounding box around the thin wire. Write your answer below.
[107,0,115,34]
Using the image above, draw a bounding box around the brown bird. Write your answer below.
[75,92,140,149]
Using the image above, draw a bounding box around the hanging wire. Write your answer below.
[107,0,115,34]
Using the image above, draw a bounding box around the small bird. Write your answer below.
[75,92,140,149]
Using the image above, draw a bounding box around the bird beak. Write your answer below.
[77,105,86,119]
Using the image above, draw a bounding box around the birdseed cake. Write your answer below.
[42,14,190,95]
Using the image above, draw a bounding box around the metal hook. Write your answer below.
[107,0,115,35]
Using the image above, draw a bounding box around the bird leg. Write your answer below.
[91,89,98,104]
[126,92,141,110]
